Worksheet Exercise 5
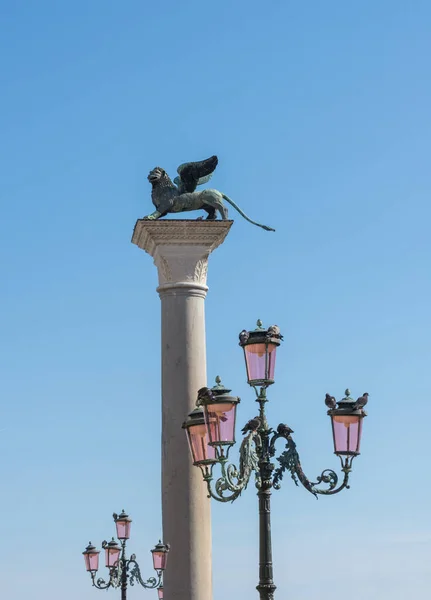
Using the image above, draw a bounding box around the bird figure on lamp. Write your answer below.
[277,423,294,437]
[239,329,250,345]
[325,394,337,409]
[197,387,215,405]
[241,416,262,435]
[267,325,284,341]
[353,393,369,411]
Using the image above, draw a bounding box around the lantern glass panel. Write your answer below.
[245,343,277,383]
[152,550,168,571]
[116,520,131,540]
[106,546,121,568]
[204,402,237,445]
[84,551,99,572]
[332,414,363,455]
[186,423,216,464]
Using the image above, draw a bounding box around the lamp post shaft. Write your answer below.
[121,563,127,600]
[256,424,277,600]
[121,549,128,600]
[257,487,276,600]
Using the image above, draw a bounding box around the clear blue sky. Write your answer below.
[1,1,430,598]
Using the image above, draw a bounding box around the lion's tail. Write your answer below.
[222,194,275,232]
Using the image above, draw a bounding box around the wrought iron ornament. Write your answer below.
[90,541,163,594]
[199,386,354,503]
[184,322,369,600]
[83,512,168,600]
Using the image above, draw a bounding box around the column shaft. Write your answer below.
[160,286,210,600]
[132,219,232,600]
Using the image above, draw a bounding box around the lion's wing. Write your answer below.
[176,155,218,193]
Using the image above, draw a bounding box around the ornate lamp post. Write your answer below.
[83,510,169,600]
[183,321,369,600]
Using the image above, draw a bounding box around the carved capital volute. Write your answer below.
[153,244,210,288]
[131,219,233,295]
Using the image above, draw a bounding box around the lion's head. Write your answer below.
[148,167,168,185]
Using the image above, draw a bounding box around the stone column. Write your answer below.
[131,219,233,600]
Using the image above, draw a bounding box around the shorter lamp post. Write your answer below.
[183,321,369,600]
[83,510,169,600]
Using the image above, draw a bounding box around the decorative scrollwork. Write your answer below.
[239,431,261,489]
[92,565,121,590]
[309,459,352,495]
[271,432,352,497]
[311,469,338,490]
[272,434,318,497]
[91,558,162,591]
[201,418,353,502]
[94,576,113,590]
[128,559,161,589]
[203,432,261,502]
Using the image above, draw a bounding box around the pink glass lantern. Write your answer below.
[114,510,132,540]
[103,538,121,568]
[183,408,217,465]
[205,401,238,445]
[328,390,366,457]
[332,414,363,455]
[83,542,100,572]
[158,586,164,600]
[200,377,240,447]
[239,321,282,387]
[152,541,170,571]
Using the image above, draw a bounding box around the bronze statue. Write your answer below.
[144,155,275,232]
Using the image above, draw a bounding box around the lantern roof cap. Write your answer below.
[328,389,367,417]
[152,540,170,553]
[209,376,240,404]
[83,542,99,555]
[194,378,240,407]
[182,407,205,429]
[238,320,283,347]
[113,510,131,522]
[211,375,231,395]
[102,538,121,550]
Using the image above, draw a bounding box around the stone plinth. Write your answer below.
[132,219,233,600]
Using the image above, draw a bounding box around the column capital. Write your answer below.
[131,219,233,292]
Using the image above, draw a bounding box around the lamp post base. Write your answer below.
[256,583,276,600]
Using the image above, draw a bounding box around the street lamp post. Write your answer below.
[83,510,169,600]
[183,321,369,600]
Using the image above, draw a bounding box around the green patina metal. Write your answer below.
[186,321,368,600]
[144,155,275,231]
[84,513,168,599]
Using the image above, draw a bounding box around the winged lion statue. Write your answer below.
[143,155,275,232]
